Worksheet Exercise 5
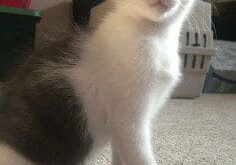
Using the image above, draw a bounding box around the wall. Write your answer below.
[31,0,70,10]
[31,0,74,47]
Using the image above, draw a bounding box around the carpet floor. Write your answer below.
[87,94,236,165]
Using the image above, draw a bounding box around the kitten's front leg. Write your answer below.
[110,112,156,165]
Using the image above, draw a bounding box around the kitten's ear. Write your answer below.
[73,0,106,25]
[88,0,106,8]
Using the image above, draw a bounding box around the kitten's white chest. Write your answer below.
[96,38,181,106]
[124,37,181,87]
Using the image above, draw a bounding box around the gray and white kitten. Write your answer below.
[0,0,195,164]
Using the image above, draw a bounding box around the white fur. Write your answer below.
[67,0,195,164]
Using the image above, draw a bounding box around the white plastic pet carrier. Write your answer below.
[173,1,215,98]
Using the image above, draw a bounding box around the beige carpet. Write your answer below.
[87,94,236,165]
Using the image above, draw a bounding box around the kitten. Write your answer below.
[0,0,195,165]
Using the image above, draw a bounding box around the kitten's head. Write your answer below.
[113,0,195,23]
